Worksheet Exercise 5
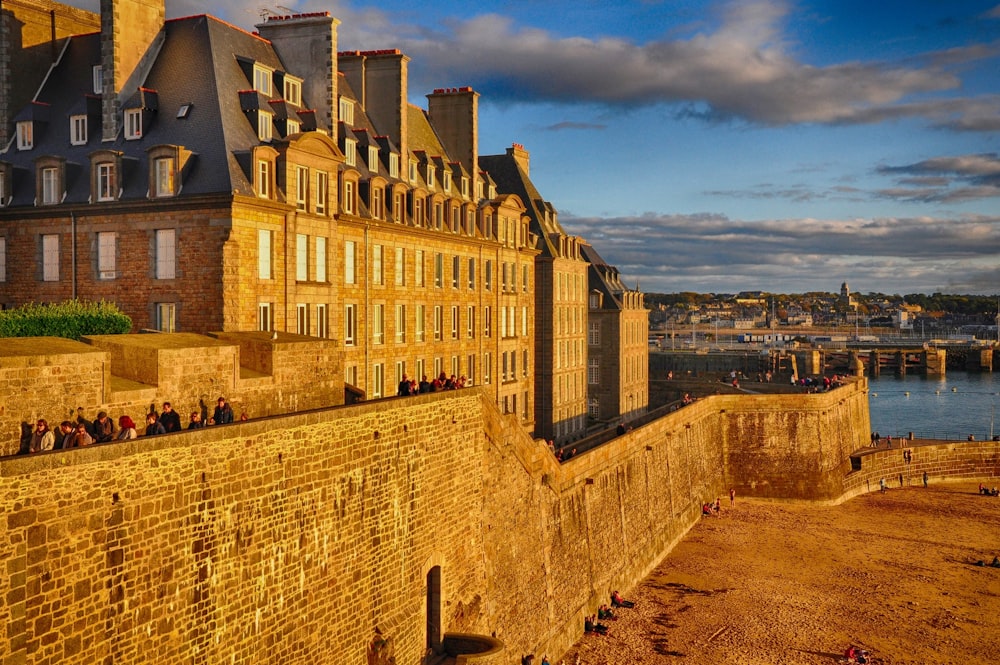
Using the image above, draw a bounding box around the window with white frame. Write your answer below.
[316,237,327,282]
[368,146,379,172]
[392,190,404,223]
[467,306,475,339]
[316,304,329,338]
[154,157,175,197]
[468,258,475,289]
[588,398,599,418]
[0,236,6,282]
[414,249,425,287]
[434,253,443,288]
[500,307,507,339]
[155,229,176,279]
[295,166,308,210]
[588,357,600,384]
[372,186,384,220]
[372,244,384,285]
[522,306,528,337]
[70,115,88,146]
[426,165,436,189]
[156,303,176,332]
[589,321,600,346]
[344,303,357,346]
[483,352,491,384]
[372,362,384,398]
[344,138,356,167]
[433,305,442,341]
[16,122,33,150]
[258,229,272,279]
[345,364,358,387]
[395,304,406,343]
[286,118,300,135]
[284,77,301,105]
[373,304,385,344]
[415,304,425,342]
[443,170,451,192]
[97,231,116,279]
[396,361,406,387]
[257,111,273,142]
[315,171,328,215]
[434,357,443,378]
[461,176,469,198]
[484,306,491,338]
[452,355,460,378]
[485,260,492,291]
[124,109,142,140]
[296,303,309,335]
[296,234,308,281]
[523,350,529,377]
[408,160,417,183]
[256,159,272,198]
[413,197,424,226]
[466,354,475,384]
[522,264,529,292]
[41,234,59,281]
[253,65,273,95]
[451,306,459,339]
[415,358,425,382]
[394,247,404,286]
[344,240,356,284]
[389,153,399,178]
[92,66,104,94]
[433,201,443,229]
[258,302,273,332]
[96,162,116,201]
[452,255,459,288]
[339,98,354,125]
[41,167,59,204]
[343,179,355,214]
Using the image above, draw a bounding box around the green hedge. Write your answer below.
[0,300,132,340]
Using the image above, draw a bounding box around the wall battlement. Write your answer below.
[2,375,997,664]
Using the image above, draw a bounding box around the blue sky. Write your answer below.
[69,0,1000,295]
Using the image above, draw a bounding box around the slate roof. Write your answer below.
[0,15,324,206]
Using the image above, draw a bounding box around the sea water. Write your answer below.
[867,371,1000,441]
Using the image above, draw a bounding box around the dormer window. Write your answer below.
[461,176,469,197]
[426,165,435,189]
[41,166,61,205]
[0,164,10,206]
[96,162,117,201]
[443,170,451,192]
[253,64,273,95]
[489,184,497,199]
[409,160,417,183]
[389,153,399,179]
[16,122,33,150]
[258,111,273,142]
[257,158,272,199]
[344,138,356,166]
[476,179,484,199]
[339,98,354,125]
[342,179,356,214]
[154,157,175,197]
[124,109,142,140]
[286,118,300,135]
[283,77,302,106]
[70,115,88,146]
[368,146,379,172]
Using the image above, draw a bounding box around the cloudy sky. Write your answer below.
[69,0,1000,295]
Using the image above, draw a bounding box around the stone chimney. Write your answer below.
[256,12,339,132]
[100,0,165,140]
[427,86,479,190]
[506,142,530,176]
[338,50,409,160]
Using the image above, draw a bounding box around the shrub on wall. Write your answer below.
[0,300,132,340]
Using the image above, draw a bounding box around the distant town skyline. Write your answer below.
[63,0,1000,295]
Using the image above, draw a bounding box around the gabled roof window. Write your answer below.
[16,122,34,151]
[92,66,103,94]
[176,103,193,119]
[339,98,354,125]
[344,138,356,166]
[70,115,88,146]
[283,77,302,106]
[124,109,143,140]
[253,64,273,95]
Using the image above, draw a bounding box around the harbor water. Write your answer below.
[867,371,1000,441]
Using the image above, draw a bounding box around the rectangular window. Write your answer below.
[394,247,404,286]
[443,170,452,193]
[409,160,417,183]
[257,159,271,198]
[316,303,329,339]
[70,115,88,146]
[466,354,475,384]
[96,163,116,201]
[41,167,59,204]
[452,355,460,378]
[258,230,272,279]
[415,304,425,342]
[42,234,59,281]
[434,253,443,288]
[373,304,384,344]
[395,361,406,388]
[434,357,443,380]
[16,122,33,150]
[433,305,442,341]
[468,258,475,289]
[522,264,529,292]
[462,177,469,198]
[467,306,474,339]
[284,77,301,105]
[522,306,528,337]
[395,304,406,343]
[0,237,6,282]
[589,322,600,345]
[155,229,175,279]
[451,255,460,288]
[416,358,425,383]
[389,153,399,178]
[155,157,175,197]
[485,260,493,291]
[156,303,176,332]
[92,66,103,94]
[258,302,273,332]
[344,139,356,167]
[343,180,355,214]
[372,186,385,220]
[344,304,357,346]
[295,166,308,210]
[451,306,459,340]
[372,244,384,285]
[315,172,329,214]
[368,146,379,172]
[258,111,273,142]
[344,240,356,284]
[523,349,529,377]
[415,249,425,287]
[372,363,384,399]
[254,65,272,95]
[589,358,600,384]
[414,197,424,225]
[589,398,600,418]
[286,119,300,135]
[339,98,354,125]
[315,237,327,282]
[434,201,443,229]
[500,307,507,339]
[296,234,308,281]
[124,109,142,140]
[97,231,116,279]
[484,306,492,338]
[296,303,309,335]
[502,263,508,292]
[345,365,358,387]
[484,352,492,384]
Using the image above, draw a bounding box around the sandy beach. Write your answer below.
[561,483,1000,665]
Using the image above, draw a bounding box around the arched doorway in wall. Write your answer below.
[426,565,442,654]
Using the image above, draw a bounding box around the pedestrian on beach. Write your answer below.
[879,477,886,494]
[923,471,928,488]
[729,487,736,506]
